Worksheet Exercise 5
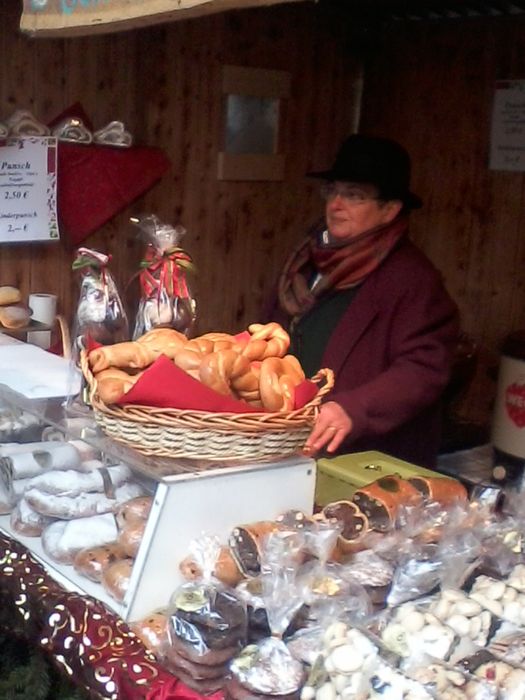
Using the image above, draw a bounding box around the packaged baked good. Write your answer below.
[42,513,119,564]
[180,544,244,588]
[342,549,394,607]
[73,542,127,582]
[72,247,129,356]
[352,475,422,532]
[226,530,307,700]
[319,500,369,555]
[115,495,153,529]
[167,536,248,692]
[401,655,497,700]
[229,521,283,578]
[387,542,444,607]
[10,498,55,537]
[101,558,134,602]
[130,612,170,658]
[297,516,372,623]
[118,519,146,558]
[0,407,44,444]
[131,214,196,339]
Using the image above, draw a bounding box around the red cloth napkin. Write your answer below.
[147,679,223,700]
[115,354,318,412]
[48,103,171,245]
[57,142,170,245]
[118,355,260,412]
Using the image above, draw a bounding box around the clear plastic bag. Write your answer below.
[71,247,129,356]
[167,536,247,694]
[297,518,372,623]
[132,215,196,339]
[227,530,306,698]
[387,542,444,607]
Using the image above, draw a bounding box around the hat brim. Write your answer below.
[307,168,423,210]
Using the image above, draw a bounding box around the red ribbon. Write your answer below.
[139,246,193,301]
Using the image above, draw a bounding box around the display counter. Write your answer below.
[0,364,315,699]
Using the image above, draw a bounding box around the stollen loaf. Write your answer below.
[42,514,119,564]
[25,481,144,519]
[10,498,55,537]
[26,464,131,497]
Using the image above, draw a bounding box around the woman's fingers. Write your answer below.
[303,402,352,455]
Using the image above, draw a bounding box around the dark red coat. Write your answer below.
[321,238,459,468]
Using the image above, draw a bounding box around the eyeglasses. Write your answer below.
[320,182,380,203]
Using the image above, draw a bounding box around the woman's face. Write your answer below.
[323,181,402,241]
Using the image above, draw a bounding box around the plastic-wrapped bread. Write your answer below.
[25,464,132,497]
[25,481,144,519]
[118,519,146,558]
[73,542,127,582]
[10,498,55,537]
[407,476,468,506]
[115,495,153,529]
[101,558,134,602]
[0,442,82,481]
[352,475,422,532]
[42,514,119,564]
[131,612,169,656]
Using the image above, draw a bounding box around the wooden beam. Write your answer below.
[20,0,309,37]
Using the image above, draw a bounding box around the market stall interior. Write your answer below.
[2,0,525,697]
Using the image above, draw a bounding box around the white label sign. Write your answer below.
[0,136,59,243]
[490,80,525,172]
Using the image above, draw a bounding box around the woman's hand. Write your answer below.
[303,401,352,455]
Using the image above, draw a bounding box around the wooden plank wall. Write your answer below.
[4,2,525,429]
[358,14,525,426]
[0,1,359,339]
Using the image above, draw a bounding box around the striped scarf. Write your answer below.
[278,216,408,318]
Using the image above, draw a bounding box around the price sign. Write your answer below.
[0,136,59,243]
[490,80,525,172]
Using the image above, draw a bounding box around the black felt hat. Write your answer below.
[308,134,422,209]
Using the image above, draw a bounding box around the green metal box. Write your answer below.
[315,450,441,506]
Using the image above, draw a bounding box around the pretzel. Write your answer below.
[258,355,305,412]
[88,341,156,373]
[242,322,290,361]
[199,349,255,397]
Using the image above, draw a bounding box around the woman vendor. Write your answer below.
[277,134,459,467]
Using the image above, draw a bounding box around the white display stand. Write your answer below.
[125,456,315,620]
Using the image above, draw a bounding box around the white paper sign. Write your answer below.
[490,80,525,172]
[0,136,59,242]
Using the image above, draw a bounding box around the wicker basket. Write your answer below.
[80,351,334,463]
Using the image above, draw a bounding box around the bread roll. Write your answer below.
[115,496,153,528]
[88,341,156,373]
[102,558,134,601]
[0,305,30,329]
[0,286,21,306]
[95,367,143,404]
[131,613,169,654]
[118,520,146,558]
[73,542,127,582]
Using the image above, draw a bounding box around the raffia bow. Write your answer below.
[139,245,195,299]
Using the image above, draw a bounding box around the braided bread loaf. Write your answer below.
[88,322,307,412]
